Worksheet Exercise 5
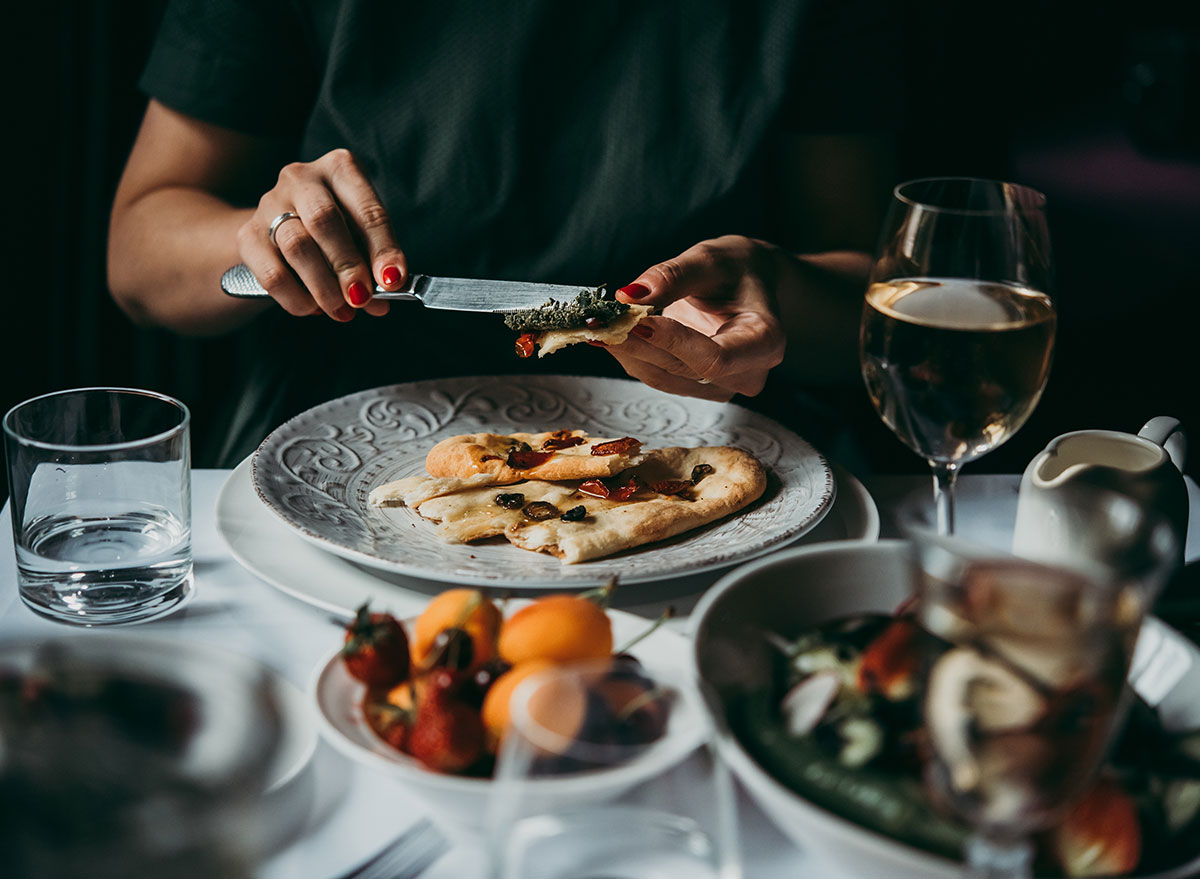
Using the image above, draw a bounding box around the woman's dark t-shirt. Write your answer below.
[139,0,893,465]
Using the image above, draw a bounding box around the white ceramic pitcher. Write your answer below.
[1013,417,1189,569]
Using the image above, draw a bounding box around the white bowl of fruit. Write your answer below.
[311,586,705,834]
[689,540,1200,879]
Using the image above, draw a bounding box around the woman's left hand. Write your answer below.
[602,235,788,401]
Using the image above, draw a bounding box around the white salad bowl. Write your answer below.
[688,540,1200,879]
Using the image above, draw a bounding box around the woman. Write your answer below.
[108,0,898,465]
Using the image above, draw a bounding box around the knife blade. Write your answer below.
[220,263,593,314]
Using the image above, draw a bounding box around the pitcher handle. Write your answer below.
[1139,416,1187,472]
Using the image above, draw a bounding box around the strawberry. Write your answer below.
[407,669,485,773]
[342,603,410,687]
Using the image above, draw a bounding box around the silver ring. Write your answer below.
[697,378,712,385]
[268,211,300,248]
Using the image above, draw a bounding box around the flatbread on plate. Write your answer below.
[422,430,646,484]
[375,445,766,564]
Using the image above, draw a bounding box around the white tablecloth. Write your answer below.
[2,470,1195,878]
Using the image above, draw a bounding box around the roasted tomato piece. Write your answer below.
[856,617,923,700]
[514,332,537,359]
[1054,778,1141,877]
[507,448,554,469]
[590,436,641,456]
[650,480,693,496]
[542,430,585,451]
[577,479,611,499]
[610,474,643,501]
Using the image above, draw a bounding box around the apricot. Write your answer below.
[498,594,613,665]
[522,669,588,746]
[480,659,555,746]
[411,588,502,671]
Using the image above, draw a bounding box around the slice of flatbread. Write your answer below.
[398,446,766,564]
[534,304,653,357]
[407,482,583,544]
[424,430,646,484]
[368,473,499,508]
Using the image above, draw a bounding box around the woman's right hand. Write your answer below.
[236,148,407,321]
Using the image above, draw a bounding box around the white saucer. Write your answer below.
[261,672,320,852]
[216,455,879,620]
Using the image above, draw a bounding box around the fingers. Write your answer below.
[604,336,766,398]
[603,345,735,401]
[604,237,786,398]
[280,183,363,319]
[609,320,716,382]
[615,238,742,309]
[321,150,408,292]
[237,220,328,318]
[238,149,407,322]
[607,314,782,396]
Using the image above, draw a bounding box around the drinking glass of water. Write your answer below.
[484,657,741,879]
[3,387,192,625]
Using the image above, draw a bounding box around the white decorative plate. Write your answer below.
[251,376,835,588]
[217,455,876,618]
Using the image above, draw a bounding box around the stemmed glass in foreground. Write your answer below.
[484,658,740,879]
[905,484,1178,878]
[860,177,1056,534]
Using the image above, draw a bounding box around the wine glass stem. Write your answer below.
[930,461,959,536]
[965,833,1033,879]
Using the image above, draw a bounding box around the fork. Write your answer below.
[334,817,450,879]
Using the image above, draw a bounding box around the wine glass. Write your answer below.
[483,657,740,879]
[860,177,1056,534]
[904,483,1178,878]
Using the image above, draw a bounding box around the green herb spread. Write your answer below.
[503,286,627,331]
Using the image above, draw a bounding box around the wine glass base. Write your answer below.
[965,834,1033,879]
[502,806,728,879]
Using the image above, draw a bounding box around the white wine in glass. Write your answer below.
[860,179,1056,534]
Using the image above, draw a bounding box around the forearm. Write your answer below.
[107,186,266,336]
[776,249,873,386]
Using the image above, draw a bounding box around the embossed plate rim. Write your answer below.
[250,375,835,587]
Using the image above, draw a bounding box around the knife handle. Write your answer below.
[220,263,425,301]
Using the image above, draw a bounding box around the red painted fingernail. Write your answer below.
[334,305,355,321]
[347,280,371,306]
[618,283,649,299]
[381,265,400,286]
[630,324,653,339]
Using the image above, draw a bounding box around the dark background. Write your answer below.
[2,1,1198,508]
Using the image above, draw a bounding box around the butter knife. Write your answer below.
[220,263,592,314]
